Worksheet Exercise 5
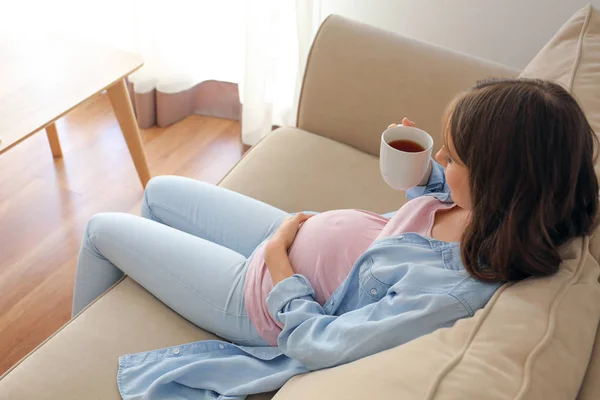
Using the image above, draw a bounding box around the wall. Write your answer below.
[320,0,597,69]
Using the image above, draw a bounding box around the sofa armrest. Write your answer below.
[297,15,520,156]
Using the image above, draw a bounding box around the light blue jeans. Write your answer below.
[72,176,290,347]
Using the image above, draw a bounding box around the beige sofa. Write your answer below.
[3,7,600,399]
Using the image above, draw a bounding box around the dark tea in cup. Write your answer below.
[387,139,425,153]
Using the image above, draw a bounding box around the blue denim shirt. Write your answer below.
[117,161,500,399]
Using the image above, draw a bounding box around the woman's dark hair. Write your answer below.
[446,78,599,282]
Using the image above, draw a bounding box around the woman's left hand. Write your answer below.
[270,213,313,250]
[264,213,313,284]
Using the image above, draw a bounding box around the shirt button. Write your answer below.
[173,348,180,355]
[219,344,225,349]
[370,288,377,295]
[398,235,404,240]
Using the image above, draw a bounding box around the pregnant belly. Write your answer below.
[286,210,387,304]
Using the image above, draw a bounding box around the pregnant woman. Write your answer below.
[73,79,599,399]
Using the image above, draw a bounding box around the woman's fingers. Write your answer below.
[402,117,416,127]
[388,118,416,129]
[293,213,313,225]
[294,213,312,222]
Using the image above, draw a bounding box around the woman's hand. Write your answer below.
[388,117,416,129]
[270,213,313,250]
[265,213,313,284]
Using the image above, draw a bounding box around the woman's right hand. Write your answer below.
[387,117,416,129]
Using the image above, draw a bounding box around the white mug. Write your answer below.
[379,125,434,190]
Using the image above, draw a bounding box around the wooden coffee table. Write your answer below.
[0,36,151,187]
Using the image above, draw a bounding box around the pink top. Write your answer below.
[244,196,455,345]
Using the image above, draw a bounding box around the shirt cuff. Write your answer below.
[266,274,315,321]
[405,159,445,200]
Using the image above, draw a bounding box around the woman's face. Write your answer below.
[435,133,472,210]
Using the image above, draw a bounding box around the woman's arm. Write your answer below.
[405,160,450,201]
[264,241,295,284]
[387,118,450,202]
[264,213,313,284]
[266,274,468,371]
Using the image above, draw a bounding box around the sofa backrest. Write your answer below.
[296,14,519,157]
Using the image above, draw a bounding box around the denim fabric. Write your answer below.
[76,162,499,400]
[72,176,289,346]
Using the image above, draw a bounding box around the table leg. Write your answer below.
[106,79,151,188]
[45,123,63,158]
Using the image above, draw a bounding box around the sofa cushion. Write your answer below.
[297,15,519,157]
[578,231,600,400]
[0,278,274,400]
[219,126,405,213]
[520,5,600,136]
[519,6,600,398]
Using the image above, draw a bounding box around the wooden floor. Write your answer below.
[0,94,244,375]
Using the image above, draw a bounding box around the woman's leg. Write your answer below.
[141,176,289,258]
[72,212,267,346]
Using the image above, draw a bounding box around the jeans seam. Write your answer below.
[89,231,248,318]
[85,224,108,261]
[142,189,163,224]
[147,201,223,245]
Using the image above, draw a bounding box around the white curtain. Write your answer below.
[241,0,322,145]
[0,0,322,145]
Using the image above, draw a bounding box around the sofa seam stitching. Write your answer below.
[147,202,221,245]
[567,4,592,92]
[514,236,590,399]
